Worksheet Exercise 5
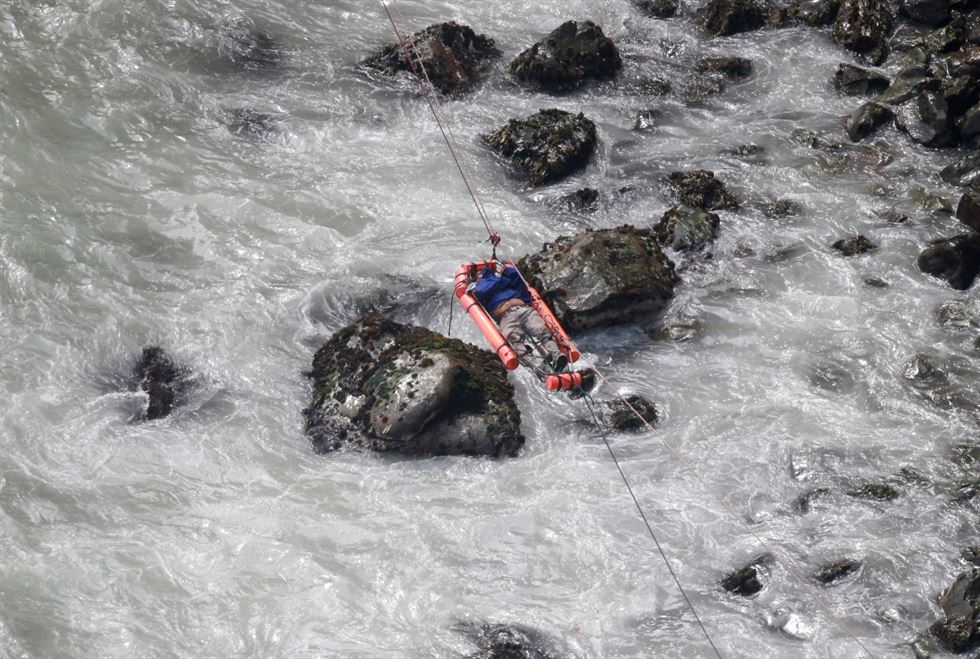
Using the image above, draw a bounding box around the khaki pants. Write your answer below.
[498,305,560,380]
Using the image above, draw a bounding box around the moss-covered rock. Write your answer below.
[304,315,523,457]
[361,22,501,95]
[483,109,597,187]
[518,226,677,332]
[508,21,622,91]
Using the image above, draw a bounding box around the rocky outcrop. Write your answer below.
[304,315,523,457]
[832,234,876,255]
[815,559,861,584]
[668,170,739,211]
[834,63,890,95]
[604,394,659,430]
[132,347,187,421]
[928,570,980,653]
[698,0,769,35]
[517,226,677,332]
[508,21,622,91]
[654,205,721,251]
[361,22,501,95]
[483,109,597,187]
[918,233,980,290]
[833,0,894,64]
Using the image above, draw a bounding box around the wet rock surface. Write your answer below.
[928,570,980,653]
[833,0,894,64]
[361,22,501,95]
[918,233,980,290]
[518,226,677,331]
[304,315,523,457]
[224,21,284,71]
[654,204,721,251]
[722,555,771,596]
[227,108,280,142]
[508,21,622,91]
[696,55,753,78]
[483,109,597,187]
[832,234,876,255]
[815,558,861,583]
[635,0,680,18]
[941,153,980,186]
[457,621,565,659]
[956,189,980,232]
[603,394,659,431]
[784,0,842,26]
[848,482,899,500]
[698,0,770,36]
[554,187,601,213]
[845,102,896,140]
[668,170,739,211]
[131,347,187,421]
[834,63,890,96]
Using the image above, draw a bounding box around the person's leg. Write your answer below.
[522,307,566,370]
[499,306,550,381]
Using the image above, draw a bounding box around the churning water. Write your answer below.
[1,0,977,657]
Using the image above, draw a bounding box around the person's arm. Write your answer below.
[503,267,532,302]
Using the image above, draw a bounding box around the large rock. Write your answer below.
[361,22,501,95]
[929,570,980,653]
[833,0,894,64]
[304,315,523,456]
[918,233,980,290]
[698,0,769,36]
[845,101,895,141]
[834,63,890,96]
[517,226,677,332]
[132,347,187,421]
[957,189,980,232]
[654,204,721,251]
[508,21,622,91]
[483,109,597,187]
[894,91,954,146]
[668,170,739,211]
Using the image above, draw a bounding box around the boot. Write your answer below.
[545,352,568,373]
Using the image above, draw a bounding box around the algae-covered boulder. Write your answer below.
[654,204,721,251]
[483,109,597,187]
[698,0,769,36]
[508,21,622,91]
[929,570,980,653]
[833,0,894,64]
[304,315,523,457]
[918,233,980,290]
[361,22,501,95]
[132,347,188,421]
[518,226,677,332]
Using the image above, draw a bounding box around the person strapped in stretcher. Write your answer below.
[466,262,596,395]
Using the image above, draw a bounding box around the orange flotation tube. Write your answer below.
[453,260,581,371]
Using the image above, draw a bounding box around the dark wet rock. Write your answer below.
[791,128,844,149]
[668,170,739,211]
[876,75,942,105]
[834,63,890,96]
[483,109,597,188]
[722,555,771,596]
[224,22,283,71]
[654,204,721,251]
[964,547,980,567]
[517,226,677,332]
[696,56,753,78]
[845,102,895,141]
[944,47,980,78]
[928,570,980,653]
[794,487,831,513]
[937,300,980,328]
[960,102,980,140]
[698,0,769,35]
[683,75,728,105]
[624,77,672,96]
[903,353,949,388]
[723,143,766,157]
[635,0,680,18]
[833,0,894,64]
[604,394,659,431]
[556,187,600,213]
[832,234,877,255]
[848,482,899,500]
[763,199,803,217]
[957,478,980,502]
[508,21,622,92]
[816,559,861,584]
[361,22,501,95]
[874,209,911,223]
[900,0,953,26]
[943,76,980,117]
[918,17,967,55]
[910,186,954,214]
[918,233,980,290]
[864,276,890,287]
[633,109,660,131]
[786,0,842,25]
[227,108,279,142]
[894,91,954,146]
[457,621,564,659]
[132,347,186,421]
[303,315,523,457]
[650,314,704,341]
[940,152,980,187]
[897,466,929,484]
[956,189,980,232]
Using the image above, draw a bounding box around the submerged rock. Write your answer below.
[696,56,753,78]
[303,315,523,457]
[785,0,842,26]
[457,621,565,659]
[722,555,771,596]
[223,21,284,71]
[518,226,677,331]
[483,109,597,187]
[555,187,600,213]
[918,233,980,290]
[654,204,721,251]
[848,482,899,500]
[834,63,890,96]
[940,152,980,187]
[361,22,501,95]
[132,347,187,421]
[604,394,659,431]
[698,0,769,35]
[635,0,680,18]
[668,170,739,211]
[833,0,894,64]
[964,547,980,567]
[508,21,622,91]
[815,559,861,584]
[832,234,877,255]
[928,570,980,653]
[227,108,280,142]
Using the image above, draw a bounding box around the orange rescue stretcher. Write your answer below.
[454,260,584,391]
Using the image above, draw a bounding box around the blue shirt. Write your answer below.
[472,266,532,314]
